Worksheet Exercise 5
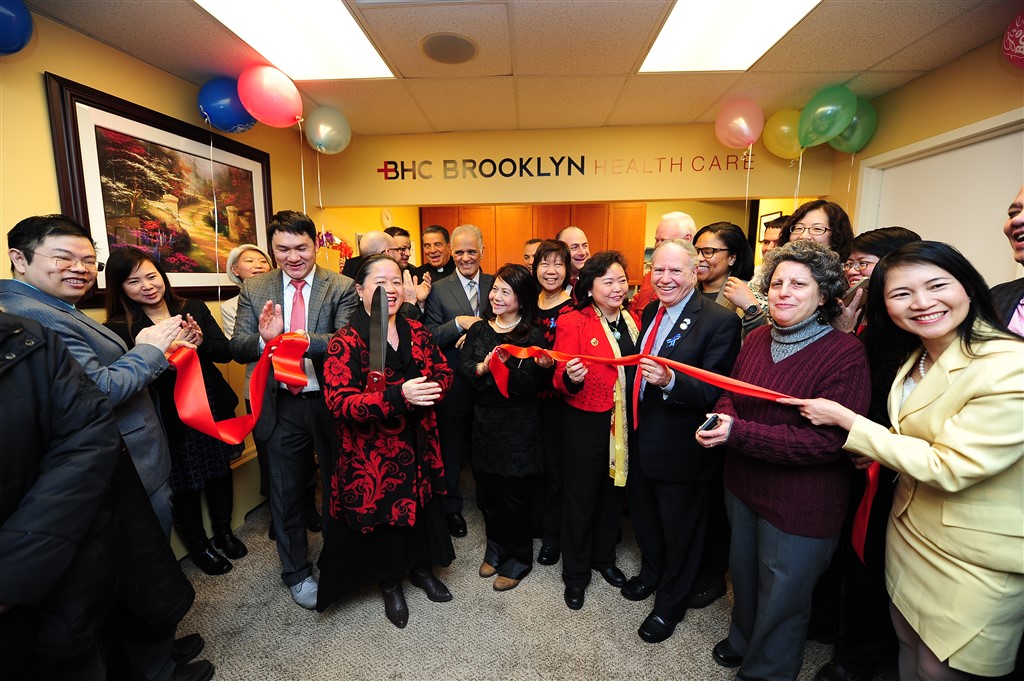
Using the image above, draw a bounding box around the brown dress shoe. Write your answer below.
[493,576,521,591]
[479,561,497,578]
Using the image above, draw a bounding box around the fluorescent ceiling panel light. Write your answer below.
[195,0,393,80]
[640,0,822,73]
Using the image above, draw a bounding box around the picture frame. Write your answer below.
[759,210,783,241]
[45,72,272,297]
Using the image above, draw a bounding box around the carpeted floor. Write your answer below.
[179,471,898,681]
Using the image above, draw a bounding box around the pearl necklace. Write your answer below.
[495,316,521,330]
[918,350,928,379]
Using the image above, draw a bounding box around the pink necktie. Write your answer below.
[1009,299,1024,337]
[632,305,666,429]
[288,279,306,394]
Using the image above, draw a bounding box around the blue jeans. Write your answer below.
[724,491,838,681]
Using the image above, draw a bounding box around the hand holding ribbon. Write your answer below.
[167,332,309,444]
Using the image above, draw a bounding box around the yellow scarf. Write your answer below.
[593,304,640,487]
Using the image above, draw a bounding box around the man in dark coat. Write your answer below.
[992,185,1024,335]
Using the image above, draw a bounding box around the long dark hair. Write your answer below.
[490,263,540,344]
[692,221,755,282]
[865,241,1019,370]
[104,247,185,335]
[575,250,628,311]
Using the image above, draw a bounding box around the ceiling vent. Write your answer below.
[420,32,478,65]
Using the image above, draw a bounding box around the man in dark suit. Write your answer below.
[992,185,1024,335]
[230,210,358,609]
[624,238,742,644]
[423,223,492,537]
[413,224,456,282]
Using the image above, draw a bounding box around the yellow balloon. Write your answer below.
[763,109,803,160]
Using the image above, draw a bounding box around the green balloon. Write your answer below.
[798,85,857,147]
[829,98,878,154]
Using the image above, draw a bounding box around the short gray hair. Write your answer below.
[759,240,846,322]
[451,224,484,250]
[652,238,698,271]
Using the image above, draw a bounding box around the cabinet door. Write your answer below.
[533,204,571,240]
[458,206,497,274]
[494,205,534,269]
[420,207,459,235]
[570,203,609,253]
[608,203,647,285]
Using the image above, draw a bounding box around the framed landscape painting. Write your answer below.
[46,72,272,295]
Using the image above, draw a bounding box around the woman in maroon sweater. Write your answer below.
[697,240,871,680]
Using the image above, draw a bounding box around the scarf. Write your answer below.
[593,304,640,487]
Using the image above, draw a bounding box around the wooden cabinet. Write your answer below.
[420,202,646,284]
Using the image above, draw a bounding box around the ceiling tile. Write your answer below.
[705,71,861,122]
[510,0,671,75]
[302,80,435,135]
[608,72,744,126]
[517,75,626,129]
[843,70,927,100]
[405,77,517,131]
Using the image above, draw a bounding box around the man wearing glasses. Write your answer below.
[1,215,214,681]
[384,226,413,270]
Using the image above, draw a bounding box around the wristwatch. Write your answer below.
[744,304,760,316]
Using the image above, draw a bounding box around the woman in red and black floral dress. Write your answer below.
[317,254,455,629]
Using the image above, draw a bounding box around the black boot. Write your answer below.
[173,489,231,576]
[379,580,408,628]
[207,476,247,559]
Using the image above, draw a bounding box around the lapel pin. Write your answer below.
[665,333,681,347]
[590,337,599,346]
[680,318,691,331]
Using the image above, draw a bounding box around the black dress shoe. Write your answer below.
[712,639,743,668]
[621,576,654,601]
[597,565,626,588]
[171,659,214,681]
[305,507,322,532]
[409,569,453,602]
[537,544,560,565]
[446,512,467,538]
[688,574,727,609]
[189,543,232,576]
[170,633,204,664]
[380,582,409,628]
[564,585,585,610]
[212,528,248,559]
[638,612,678,644]
[815,662,870,681]
[268,520,276,541]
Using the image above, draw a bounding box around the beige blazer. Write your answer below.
[845,332,1024,675]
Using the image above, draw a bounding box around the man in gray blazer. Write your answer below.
[1,215,182,533]
[423,223,492,537]
[230,210,358,609]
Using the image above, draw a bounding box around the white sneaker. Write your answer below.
[289,576,318,609]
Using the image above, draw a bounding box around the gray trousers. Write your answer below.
[258,390,335,587]
[724,491,838,681]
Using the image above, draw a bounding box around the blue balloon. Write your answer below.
[0,0,33,55]
[197,77,257,134]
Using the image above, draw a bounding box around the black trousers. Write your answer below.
[538,398,564,549]
[629,463,709,622]
[476,470,537,580]
[435,377,473,514]
[560,405,624,588]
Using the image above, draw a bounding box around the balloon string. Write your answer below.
[743,143,752,222]
[846,153,856,212]
[297,118,306,215]
[794,148,805,211]
[316,152,324,210]
[207,119,222,303]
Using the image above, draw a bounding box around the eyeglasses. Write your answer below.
[843,260,877,272]
[393,246,411,253]
[695,247,731,258]
[790,224,831,236]
[31,251,105,272]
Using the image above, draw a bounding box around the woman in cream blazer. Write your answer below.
[781,242,1023,680]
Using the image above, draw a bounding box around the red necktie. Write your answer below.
[632,305,666,429]
[288,279,306,394]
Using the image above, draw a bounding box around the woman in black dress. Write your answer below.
[104,247,245,576]
[458,263,553,591]
[318,255,455,628]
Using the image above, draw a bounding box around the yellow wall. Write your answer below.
[828,40,1024,220]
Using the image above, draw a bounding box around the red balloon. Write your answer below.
[1003,9,1024,69]
[237,65,302,128]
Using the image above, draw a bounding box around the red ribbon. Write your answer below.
[167,332,310,445]
[487,344,792,402]
[851,461,880,565]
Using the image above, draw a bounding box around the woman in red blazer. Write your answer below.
[553,250,640,610]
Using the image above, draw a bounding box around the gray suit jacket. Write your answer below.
[0,280,172,500]
[229,267,357,441]
[424,272,494,352]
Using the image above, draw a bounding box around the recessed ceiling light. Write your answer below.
[640,0,822,73]
[420,33,478,64]
[195,0,394,80]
